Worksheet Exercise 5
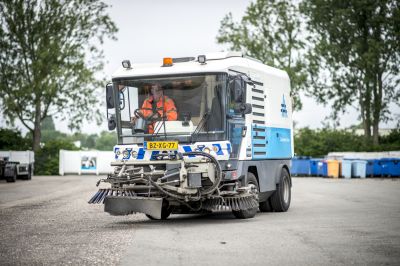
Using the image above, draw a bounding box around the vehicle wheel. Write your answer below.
[26,166,32,180]
[6,166,17,183]
[259,198,273,212]
[146,200,172,220]
[232,172,259,219]
[270,168,291,212]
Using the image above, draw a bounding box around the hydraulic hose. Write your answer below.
[182,151,222,195]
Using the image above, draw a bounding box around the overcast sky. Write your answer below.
[3,0,398,134]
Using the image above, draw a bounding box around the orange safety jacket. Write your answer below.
[140,95,177,133]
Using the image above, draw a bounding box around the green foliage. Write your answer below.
[41,116,56,131]
[35,139,78,175]
[379,129,400,151]
[66,131,116,150]
[217,0,308,110]
[295,128,365,157]
[301,0,400,144]
[295,128,400,157]
[40,130,69,143]
[95,131,117,151]
[0,128,31,150]
[0,0,118,151]
[86,134,97,149]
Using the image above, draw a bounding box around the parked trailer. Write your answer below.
[89,52,293,219]
[0,151,34,182]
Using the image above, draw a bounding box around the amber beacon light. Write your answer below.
[163,57,173,67]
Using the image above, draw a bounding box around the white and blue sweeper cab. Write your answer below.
[89,51,293,219]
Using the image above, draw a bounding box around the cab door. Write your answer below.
[226,75,250,159]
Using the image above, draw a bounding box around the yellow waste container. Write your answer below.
[327,160,340,178]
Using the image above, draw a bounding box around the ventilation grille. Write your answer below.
[251,87,265,125]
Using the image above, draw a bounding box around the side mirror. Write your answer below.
[106,83,114,109]
[229,75,246,103]
[119,92,125,110]
[108,115,116,130]
[234,79,243,102]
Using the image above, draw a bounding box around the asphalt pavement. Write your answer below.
[0,175,399,265]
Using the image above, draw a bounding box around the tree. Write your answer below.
[0,128,31,150]
[35,139,78,175]
[0,0,117,151]
[294,127,367,157]
[95,131,117,151]
[40,116,69,143]
[217,0,308,110]
[294,127,400,157]
[41,116,55,131]
[301,0,400,145]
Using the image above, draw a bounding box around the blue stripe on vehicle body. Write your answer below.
[137,148,145,159]
[183,146,195,157]
[114,147,120,160]
[252,138,267,145]
[252,130,267,137]
[212,144,224,155]
[183,146,192,152]
[151,151,160,160]
[251,125,291,159]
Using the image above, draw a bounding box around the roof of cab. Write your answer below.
[111,51,288,80]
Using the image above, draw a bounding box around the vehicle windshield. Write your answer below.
[114,73,227,144]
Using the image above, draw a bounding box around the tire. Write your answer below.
[146,200,172,220]
[259,198,273,212]
[6,166,17,183]
[270,168,291,212]
[25,166,32,180]
[232,173,258,219]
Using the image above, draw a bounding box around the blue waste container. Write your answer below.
[291,156,311,176]
[366,159,374,177]
[380,158,400,177]
[351,160,367,178]
[309,159,321,176]
[373,159,384,176]
[342,159,352,179]
[317,160,328,177]
[392,159,400,177]
[392,158,400,177]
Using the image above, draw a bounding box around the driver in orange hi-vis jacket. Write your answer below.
[138,83,177,133]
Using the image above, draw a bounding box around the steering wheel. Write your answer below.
[134,108,160,122]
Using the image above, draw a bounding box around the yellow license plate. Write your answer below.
[145,141,178,150]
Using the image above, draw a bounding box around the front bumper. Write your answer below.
[104,196,163,219]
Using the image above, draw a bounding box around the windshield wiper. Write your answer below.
[191,111,210,142]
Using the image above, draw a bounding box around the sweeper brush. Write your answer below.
[202,195,258,211]
[88,188,136,204]
[88,188,258,211]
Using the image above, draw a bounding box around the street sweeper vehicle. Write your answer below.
[89,52,293,219]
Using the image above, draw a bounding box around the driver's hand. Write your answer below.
[130,116,137,124]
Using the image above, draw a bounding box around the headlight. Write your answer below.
[131,150,138,158]
[213,145,220,153]
[122,150,130,158]
[203,147,211,154]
